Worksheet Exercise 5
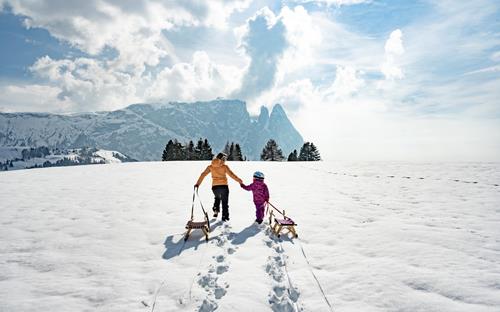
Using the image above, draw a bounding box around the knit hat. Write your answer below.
[253,171,265,180]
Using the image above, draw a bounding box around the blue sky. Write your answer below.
[0,0,499,161]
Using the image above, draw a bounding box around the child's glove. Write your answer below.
[240,183,245,188]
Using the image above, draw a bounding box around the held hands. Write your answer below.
[240,183,245,188]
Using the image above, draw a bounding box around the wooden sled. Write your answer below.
[267,202,298,239]
[185,219,209,242]
[184,188,210,241]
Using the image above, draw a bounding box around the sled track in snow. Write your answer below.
[300,165,500,188]
[296,240,334,312]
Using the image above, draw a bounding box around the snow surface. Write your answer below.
[93,150,128,164]
[0,161,499,311]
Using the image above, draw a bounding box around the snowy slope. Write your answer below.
[0,162,499,311]
[1,148,135,171]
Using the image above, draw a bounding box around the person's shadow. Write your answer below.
[162,220,225,260]
[230,223,261,245]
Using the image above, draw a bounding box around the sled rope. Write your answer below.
[191,187,208,219]
[298,240,334,312]
[267,201,292,220]
[150,281,165,312]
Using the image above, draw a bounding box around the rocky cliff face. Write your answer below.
[0,99,303,160]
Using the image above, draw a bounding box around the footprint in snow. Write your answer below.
[197,265,229,307]
[199,298,218,312]
[216,265,229,275]
[263,229,301,311]
[197,222,237,309]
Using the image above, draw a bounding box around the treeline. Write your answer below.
[162,138,214,161]
[1,160,14,171]
[161,138,321,161]
[162,138,247,161]
[260,139,321,161]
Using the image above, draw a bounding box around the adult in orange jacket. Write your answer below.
[195,152,243,222]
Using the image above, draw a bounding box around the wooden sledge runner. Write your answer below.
[184,188,210,241]
[267,202,298,238]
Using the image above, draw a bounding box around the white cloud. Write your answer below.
[203,0,253,29]
[0,84,75,113]
[233,5,323,100]
[464,65,500,76]
[29,56,143,111]
[278,6,322,79]
[232,7,288,100]
[26,51,243,111]
[380,29,404,80]
[324,65,364,99]
[294,0,370,7]
[145,51,241,103]
[491,51,500,62]
[4,0,251,87]
[249,78,321,115]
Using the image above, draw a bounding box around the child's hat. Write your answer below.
[253,171,265,179]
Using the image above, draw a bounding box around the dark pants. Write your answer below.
[212,185,229,219]
[255,202,266,221]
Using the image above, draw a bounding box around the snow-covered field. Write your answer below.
[1,161,499,311]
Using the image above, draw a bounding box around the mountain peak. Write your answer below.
[257,106,269,127]
[270,103,286,118]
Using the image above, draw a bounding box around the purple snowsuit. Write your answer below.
[241,179,269,221]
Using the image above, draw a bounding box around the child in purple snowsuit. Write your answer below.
[240,171,269,224]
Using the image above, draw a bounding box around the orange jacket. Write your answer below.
[196,158,242,186]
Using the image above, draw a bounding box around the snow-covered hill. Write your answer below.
[0,100,303,161]
[1,161,499,311]
[0,146,135,171]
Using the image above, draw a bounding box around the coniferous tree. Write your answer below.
[195,138,203,160]
[227,143,235,160]
[185,140,195,160]
[172,139,185,160]
[260,139,285,161]
[298,142,311,161]
[310,143,321,161]
[201,139,214,160]
[162,140,174,161]
[234,144,244,161]
[298,142,321,161]
[288,149,298,161]
[223,141,230,156]
[163,138,216,161]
